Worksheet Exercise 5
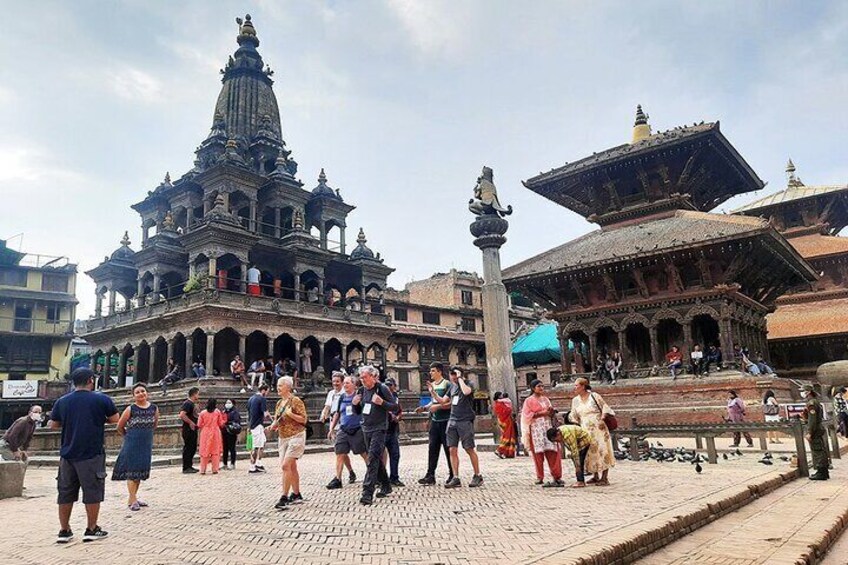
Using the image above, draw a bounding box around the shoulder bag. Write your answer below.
[592,393,618,431]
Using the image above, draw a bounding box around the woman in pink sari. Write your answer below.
[493,392,516,458]
[197,398,226,474]
[520,380,563,486]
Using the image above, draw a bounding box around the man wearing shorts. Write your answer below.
[326,376,367,489]
[270,376,308,510]
[247,384,270,473]
[441,367,483,488]
[322,372,356,484]
[49,368,119,543]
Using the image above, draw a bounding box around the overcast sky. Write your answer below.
[1,1,846,318]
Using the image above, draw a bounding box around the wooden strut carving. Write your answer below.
[632,268,650,298]
[602,273,619,302]
[571,280,588,307]
[665,260,684,293]
[698,256,714,288]
[677,148,704,188]
[722,254,746,284]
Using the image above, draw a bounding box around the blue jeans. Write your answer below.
[385,431,400,482]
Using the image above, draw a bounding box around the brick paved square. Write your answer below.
[0,444,801,564]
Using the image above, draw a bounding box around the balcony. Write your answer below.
[0,315,74,336]
[86,288,391,333]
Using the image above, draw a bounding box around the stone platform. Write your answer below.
[3,443,846,565]
[547,371,800,428]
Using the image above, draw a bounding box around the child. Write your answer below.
[547,422,594,488]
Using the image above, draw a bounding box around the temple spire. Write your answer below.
[235,14,259,47]
[786,158,804,187]
[631,104,652,143]
[120,231,131,247]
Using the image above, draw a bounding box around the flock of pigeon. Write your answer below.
[614,439,791,474]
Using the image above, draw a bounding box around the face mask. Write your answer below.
[30,413,42,422]
[225,402,233,410]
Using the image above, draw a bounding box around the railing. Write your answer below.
[87,286,391,333]
[15,253,71,269]
[0,315,74,335]
[613,417,843,478]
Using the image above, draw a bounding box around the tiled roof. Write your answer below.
[767,296,848,340]
[733,184,848,213]
[788,234,848,260]
[503,210,768,281]
[525,123,717,186]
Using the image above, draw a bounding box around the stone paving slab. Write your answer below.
[636,463,848,564]
[0,444,819,565]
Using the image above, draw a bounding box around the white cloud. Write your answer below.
[384,0,473,59]
[0,143,86,185]
[110,68,163,103]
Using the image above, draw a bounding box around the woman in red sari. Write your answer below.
[493,392,516,458]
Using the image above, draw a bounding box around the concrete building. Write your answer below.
[0,239,78,381]
[383,269,540,398]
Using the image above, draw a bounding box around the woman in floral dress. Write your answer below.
[112,383,159,510]
[569,377,614,485]
[520,380,563,486]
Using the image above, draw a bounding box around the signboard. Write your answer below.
[2,380,39,399]
[785,403,807,420]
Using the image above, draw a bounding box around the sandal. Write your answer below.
[129,502,141,511]
[586,477,600,484]
[593,479,610,486]
[571,482,586,488]
[136,499,149,507]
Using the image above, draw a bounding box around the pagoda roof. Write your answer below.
[503,210,773,281]
[767,295,848,340]
[734,184,848,214]
[523,121,764,220]
[788,233,848,260]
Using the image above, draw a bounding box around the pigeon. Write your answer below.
[657,442,664,447]
[695,462,703,474]
[735,449,743,456]
[763,452,773,460]
[759,458,773,465]
[779,456,790,462]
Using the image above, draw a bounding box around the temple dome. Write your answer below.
[212,14,282,143]
[109,232,135,263]
[311,168,342,200]
[349,228,375,260]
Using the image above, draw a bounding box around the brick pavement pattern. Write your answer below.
[0,444,830,565]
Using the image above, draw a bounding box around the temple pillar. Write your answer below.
[588,331,598,373]
[249,200,257,232]
[240,262,248,293]
[117,349,128,388]
[107,289,116,316]
[559,334,572,376]
[294,272,301,301]
[720,318,735,368]
[649,325,660,366]
[682,323,693,355]
[320,224,327,250]
[238,334,246,360]
[317,341,325,379]
[340,227,346,255]
[275,207,282,238]
[94,292,103,318]
[185,338,194,374]
[136,278,144,305]
[207,256,217,288]
[148,346,156,382]
[167,338,175,363]
[188,261,196,279]
[102,351,112,389]
[152,272,161,299]
[318,278,325,304]
[205,332,215,375]
[617,329,629,369]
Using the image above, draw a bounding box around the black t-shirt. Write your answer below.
[51,390,118,461]
[355,383,397,433]
[448,380,476,423]
[181,399,198,432]
[247,393,267,429]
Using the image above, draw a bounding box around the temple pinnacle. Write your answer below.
[120,231,131,247]
[786,158,804,187]
[357,227,367,244]
[631,104,652,143]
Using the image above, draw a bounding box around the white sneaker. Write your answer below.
[228,463,235,470]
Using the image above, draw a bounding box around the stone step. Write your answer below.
[635,464,848,564]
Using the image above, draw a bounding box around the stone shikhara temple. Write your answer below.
[84,15,394,384]
[503,107,818,376]
[735,161,848,378]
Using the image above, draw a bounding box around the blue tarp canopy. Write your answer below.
[512,323,563,367]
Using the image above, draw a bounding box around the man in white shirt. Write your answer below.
[248,359,265,389]
[246,265,261,296]
[321,372,356,484]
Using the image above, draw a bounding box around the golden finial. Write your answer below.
[631,104,652,143]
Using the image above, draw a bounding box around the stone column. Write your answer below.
[107,289,116,316]
[102,351,112,389]
[167,339,175,363]
[588,331,598,372]
[205,331,215,375]
[617,329,629,369]
[185,338,194,373]
[294,272,301,301]
[340,227,346,255]
[648,325,660,366]
[238,334,246,361]
[720,318,734,368]
[275,208,282,238]
[469,167,518,409]
[188,261,196,279]
[317,341,325,381]
[94,292,103,318]
[558,333,572,376]
[117,349,128,388]
[249,200,257,232]
[318,278,325,304]
[152,272,161,300]
[320,224,327,250]
[240,262,248,293]
[682,322,693,353]
[208,256,218,288]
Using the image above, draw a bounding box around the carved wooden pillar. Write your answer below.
[558,333,572,376]
[683,322,693,354]
[102,351,112,389]
[618,329,629,369]
[185,338,194,373]
[720,318,734,368]
[648,325,660,366]
[588,331,598,373]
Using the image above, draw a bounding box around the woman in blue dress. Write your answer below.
[112,383,159,511]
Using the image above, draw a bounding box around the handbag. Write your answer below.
[226,421,243,434]
[593,393,618,431]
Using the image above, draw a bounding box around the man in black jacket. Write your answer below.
[353,365,397,505]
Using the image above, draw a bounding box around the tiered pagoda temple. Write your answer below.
[503,107,817,376]
[84,15,394,385]
[735,161,848,378]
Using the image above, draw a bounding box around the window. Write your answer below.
[461,290,473,306]
[41,273,69,292]
[525,371,537,387]
[14,304,32,332]
[0,268,27,287]
[396,344,409,363]
[0,336,51,373]
[393,307,408,322]
[397,370,410,391]
[461,317,476,332]
[46,304,61,323]
[477,372,489,392]
[458,349,468,365]
[422,311,441,325]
